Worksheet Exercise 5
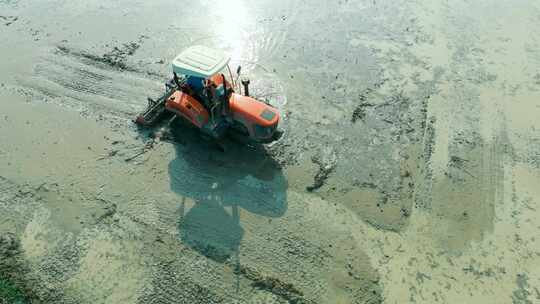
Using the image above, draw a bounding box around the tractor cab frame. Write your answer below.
[170,46,237,127]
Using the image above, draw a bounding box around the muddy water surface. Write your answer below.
[1,0,540,303]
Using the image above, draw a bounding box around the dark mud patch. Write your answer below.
[415,115,436,210]
[100,40,145,70]
[462,264,496,279]
[514,132,540,169]
[306,147,337,192]
[266,134,302,167]
[94,202,117,224]
[351,87,376,123]
[0,15,18,26]
[0,278,25,304]
[0,233,63,304]
[0,234,27,304]
[57,35,148,72]
[512,273,535,304]
[351,102,374,123]
[234,264,315,304]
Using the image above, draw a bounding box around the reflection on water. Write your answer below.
[201,0,256,67]
[212,0,251,64]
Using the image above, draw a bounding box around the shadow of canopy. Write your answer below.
[167,122,288,262]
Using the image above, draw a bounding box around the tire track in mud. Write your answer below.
[131,212,311,304]
[16,40,291,140]
[328,0,508,244]
[429,129,504,250]
[17,41,165,120]
[327,65,437,232]
[138,261,227,304]
[0,176,157,303]
[105,156,383,304]
[408,2,509,251]
[333,0,509,246]
[135,196,382,304]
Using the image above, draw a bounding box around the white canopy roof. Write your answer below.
[172,45,231,78]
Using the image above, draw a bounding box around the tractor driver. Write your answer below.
[203,75,231,118]
[186,75,205,92]
[203,78,219,114]
[183,74,211,109]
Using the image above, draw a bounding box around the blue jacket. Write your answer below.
[186,76,204,91]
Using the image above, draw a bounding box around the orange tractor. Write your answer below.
[135,45,282,144]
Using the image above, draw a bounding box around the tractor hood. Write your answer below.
[229,93,279,127]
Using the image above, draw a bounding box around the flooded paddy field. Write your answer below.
[1,0,540,303]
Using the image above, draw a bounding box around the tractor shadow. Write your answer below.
[167,121,288,263]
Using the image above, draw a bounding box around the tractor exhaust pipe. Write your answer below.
[241,78,250,97]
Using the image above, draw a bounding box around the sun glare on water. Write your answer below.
[210,0,257,67]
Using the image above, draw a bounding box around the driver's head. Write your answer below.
[203,78,214,87]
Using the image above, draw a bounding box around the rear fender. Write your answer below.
[165,91,209,128]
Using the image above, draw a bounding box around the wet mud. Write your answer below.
[1,0,540,303]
